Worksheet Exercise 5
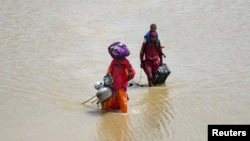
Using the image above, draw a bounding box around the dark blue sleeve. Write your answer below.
[144,31,151,44]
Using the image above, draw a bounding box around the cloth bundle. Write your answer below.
[108,41,130,59]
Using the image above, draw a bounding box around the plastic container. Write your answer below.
[154,63,171,84]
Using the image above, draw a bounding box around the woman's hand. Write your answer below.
[140,63,144,68]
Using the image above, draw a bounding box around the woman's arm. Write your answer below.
[106,67,112,75]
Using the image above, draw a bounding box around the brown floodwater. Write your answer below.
[1,0,250,141]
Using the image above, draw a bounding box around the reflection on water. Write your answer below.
[134,86,172,141]
[96,114,134,141]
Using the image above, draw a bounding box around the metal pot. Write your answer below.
[94,81,103,90]
[96,87,112,102]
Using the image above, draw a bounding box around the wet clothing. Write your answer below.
[102,58,135,113]
[140,40,163,81]
[103,89,128,112]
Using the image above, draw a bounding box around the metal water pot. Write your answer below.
[96,86,112,103]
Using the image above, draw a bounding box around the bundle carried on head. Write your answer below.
[108,41,130,59]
